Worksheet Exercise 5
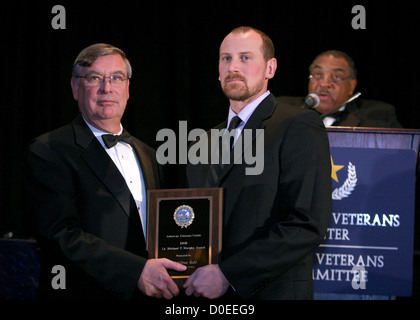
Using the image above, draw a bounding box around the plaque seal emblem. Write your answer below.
[174,205,195,228]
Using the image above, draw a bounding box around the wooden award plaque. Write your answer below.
[147,188,223,286]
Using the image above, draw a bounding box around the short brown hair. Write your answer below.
[72,43,132,78]
[229,26,275,61]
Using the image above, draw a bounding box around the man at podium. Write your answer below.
[277,50,402,128]
[279,50,405,300]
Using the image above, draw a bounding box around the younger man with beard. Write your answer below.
[184,27,332,300]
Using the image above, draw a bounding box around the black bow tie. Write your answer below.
[319,110,345,119]
[102,131,133,148]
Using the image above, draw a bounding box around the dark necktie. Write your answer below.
[207,116,242,186]
[227,115,242,147]
[102,131,133,148]
[221,115,242,159]
[228,115,242,130]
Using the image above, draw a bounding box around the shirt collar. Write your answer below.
[322,105,346,127]
[227,90,270,127]
[82,115,123,148]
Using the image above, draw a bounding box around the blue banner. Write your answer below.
[313,147,416,296]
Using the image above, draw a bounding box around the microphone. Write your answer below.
[320,92,361,119]
[301,93,320,109]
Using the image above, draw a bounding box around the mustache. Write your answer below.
[224,74,247,82]
[316,89,332,96]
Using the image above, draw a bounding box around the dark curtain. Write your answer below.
[1,0,419,237]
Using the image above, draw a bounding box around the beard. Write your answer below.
[221,73,265,101]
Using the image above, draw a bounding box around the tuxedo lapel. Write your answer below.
[216,94,277,184]
[82,144,133,217]
[219,95,278,224]
[72,115,133,218]
[129,135,157,190]
[205,121,226,187]
[334,101,361,126]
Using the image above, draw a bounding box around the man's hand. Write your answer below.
[138,258,187,299]
[183,264,230,299]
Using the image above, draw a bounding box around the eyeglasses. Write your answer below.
[309,72,352,85]
[75,74,129,87]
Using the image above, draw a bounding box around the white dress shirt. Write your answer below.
[323,105,346,127]
[227,90,271,145]
[83,118,147,237]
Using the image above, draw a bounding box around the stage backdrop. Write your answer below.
[313,146,416,296]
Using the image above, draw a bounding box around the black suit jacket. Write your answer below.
[24,114,161,299]
[187,94,332,299]
[277,96,402,128]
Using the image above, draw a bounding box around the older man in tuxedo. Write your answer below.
[24,43,186,299]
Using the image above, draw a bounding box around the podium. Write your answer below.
[313,127,420,297]
[327,127,420,151]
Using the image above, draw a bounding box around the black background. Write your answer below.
[1,0,418,254]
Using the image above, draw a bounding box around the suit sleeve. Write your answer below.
[24,139,147,299]
[219,111,332,298]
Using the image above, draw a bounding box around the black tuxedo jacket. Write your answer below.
[277,96,402,128]
[187,94,332,299]
[24,114,161,299]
